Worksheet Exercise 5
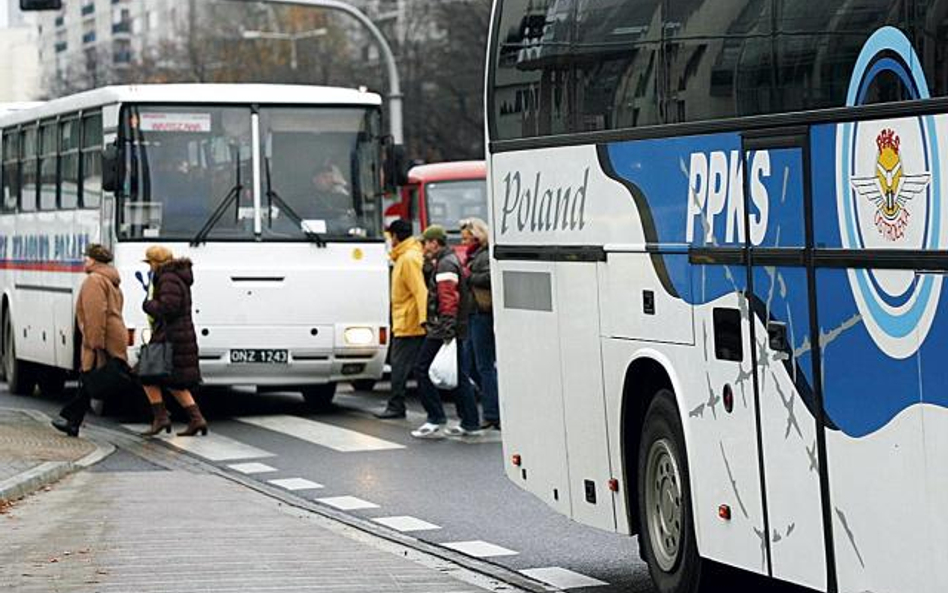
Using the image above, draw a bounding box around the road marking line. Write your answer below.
[121,424,275,461]
[372,516,441,532]
[317,495,380,510]
[228,462,278,474]
[268,477,324,491]
[442,540,518,558]
[237,414,405,452]
[520,567,608,589]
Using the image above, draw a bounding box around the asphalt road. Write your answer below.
[2,381,809,593]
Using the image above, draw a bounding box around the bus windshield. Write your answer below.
[260,107,383,241]
[425,179,488,234]
[117,104,383,241]
[119,105,254,241]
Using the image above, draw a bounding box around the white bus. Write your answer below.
[488,2,948,593]
[0,84,390,408]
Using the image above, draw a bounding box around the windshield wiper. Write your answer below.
[190,147,244,247]
[264,157,327,248]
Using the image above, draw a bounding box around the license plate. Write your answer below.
[230,349,289,364]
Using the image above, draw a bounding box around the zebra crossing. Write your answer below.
[121,411,608,591]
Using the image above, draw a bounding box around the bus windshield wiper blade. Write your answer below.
[191,148,244,247]
[265,157,326,248]
[189,183,243,247]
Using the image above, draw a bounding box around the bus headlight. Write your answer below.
[343,327,375,346]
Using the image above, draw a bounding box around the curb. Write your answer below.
[0,409,116,503]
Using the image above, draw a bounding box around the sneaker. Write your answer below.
[374,408,406,419]
[479,420,501,431]
[444,424,483,437]
[410,422,446,439]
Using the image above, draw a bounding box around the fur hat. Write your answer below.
[85,243,113,264]
[142,245,173,265]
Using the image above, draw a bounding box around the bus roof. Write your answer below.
[408,160,486,184]
[0,84,382,127]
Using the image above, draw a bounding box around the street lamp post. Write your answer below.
[242,28,328,71]
[233,0,403,145]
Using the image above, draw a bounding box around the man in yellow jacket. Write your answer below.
[376,219,428,418]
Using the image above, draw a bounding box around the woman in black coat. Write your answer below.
[140,246,208,436]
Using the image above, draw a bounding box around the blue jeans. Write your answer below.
[415,337,480,430]
[469,313,499,423]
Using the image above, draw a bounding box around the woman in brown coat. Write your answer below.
[52,244,129,437]
[140,246,207,437]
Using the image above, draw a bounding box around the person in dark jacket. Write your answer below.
[52,244,130,437]
[410,225,481,439]
[139,246,207,437]
[461,218,500,430]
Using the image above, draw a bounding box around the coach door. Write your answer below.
[741,130,829,591]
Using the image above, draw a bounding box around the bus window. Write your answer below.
[82,113,102,209]
[20,125,37,212]
[2,131,18,212]
[425,179,488,235]
[258,106,383,240]
[119,105,252,240]
[60,118,80,209]
[39,120,57,210]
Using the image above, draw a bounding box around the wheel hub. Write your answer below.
[646,438,683,572]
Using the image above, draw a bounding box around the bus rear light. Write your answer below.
[512,454,522,467]
[718,504,732,521]
[127,329,136,346]
[379,327,388,345]
[608,479,619,492]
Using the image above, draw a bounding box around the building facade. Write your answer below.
[36,0,189,95]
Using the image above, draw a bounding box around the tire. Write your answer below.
[350,379,377,392]
[37,368,67,396]
[301,382,336,411]
[3,313,36,396]
[637,388,704,593]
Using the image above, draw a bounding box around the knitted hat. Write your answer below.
[85,243,113,264]
[421,225,447,243]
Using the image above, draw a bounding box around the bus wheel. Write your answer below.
[301,383,336,411]
[3,315,36,396]
[37,368,67,396]
[350,379,376,392]
[637,389,703,593]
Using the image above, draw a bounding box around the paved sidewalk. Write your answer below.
[0,408,110,503]
[0,467,501,592]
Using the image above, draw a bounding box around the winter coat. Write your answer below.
[390,237,428,338]
[466,243,492,314]
[76,263,129,372]
[143,258,201,388]
[425,246,472,340]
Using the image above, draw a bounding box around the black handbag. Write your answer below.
[84,356,136,401]
[137,342,174,382]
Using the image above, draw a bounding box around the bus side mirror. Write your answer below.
[383,140,409,192]
[101,143,120,193]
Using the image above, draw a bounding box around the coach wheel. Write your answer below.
[350,379,377,392]
[3,314,36,396]
[301,382,336,411]
[637,388,703,593]
[37,368,68,396]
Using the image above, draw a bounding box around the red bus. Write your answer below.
[385,160,487,242]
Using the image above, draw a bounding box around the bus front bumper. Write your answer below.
[197,347,387,386]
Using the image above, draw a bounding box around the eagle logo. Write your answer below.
[850,129,931,241]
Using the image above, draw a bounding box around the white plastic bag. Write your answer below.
[428,339,458,390]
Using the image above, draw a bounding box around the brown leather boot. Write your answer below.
[141,402,171,436]
[177,404,208,437]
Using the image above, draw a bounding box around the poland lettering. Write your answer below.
[500,168,589,234]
